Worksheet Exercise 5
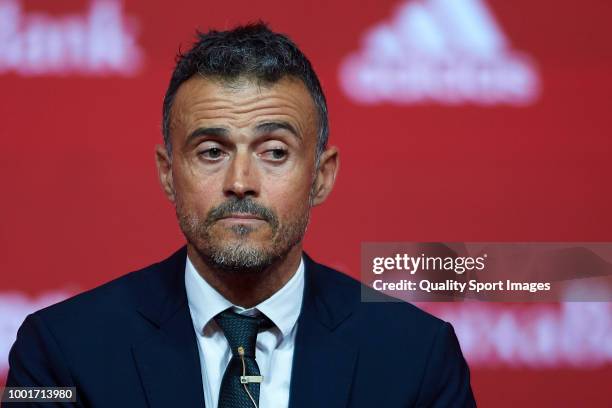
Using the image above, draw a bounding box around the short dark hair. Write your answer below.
[162,22,329,162]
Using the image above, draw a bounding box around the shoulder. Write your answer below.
[305,254,447,336]
[28,247,186,337]
[306,256,475,405]
[34,261,157,322]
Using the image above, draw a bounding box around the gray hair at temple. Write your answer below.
[161,22,329,165]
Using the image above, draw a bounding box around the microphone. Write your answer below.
[237,346,262,408]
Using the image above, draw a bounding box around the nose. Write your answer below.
[223,149,259,199]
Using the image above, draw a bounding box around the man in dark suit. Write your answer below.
[5,23,475,407]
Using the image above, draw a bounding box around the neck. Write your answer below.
[187,243,303,308]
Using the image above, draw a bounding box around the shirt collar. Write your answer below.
[185,254,305,341]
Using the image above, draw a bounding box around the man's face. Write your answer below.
[157,75,327,273]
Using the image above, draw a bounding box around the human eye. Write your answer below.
[261,147,288,162]
[198,146,227,161]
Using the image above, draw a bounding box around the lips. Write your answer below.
[220,213,264,221]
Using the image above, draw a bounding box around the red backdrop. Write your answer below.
[1,0,611,406]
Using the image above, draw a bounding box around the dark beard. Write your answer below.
[176,196,310,274]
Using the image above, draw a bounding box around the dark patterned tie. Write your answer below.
[214,308,274,408]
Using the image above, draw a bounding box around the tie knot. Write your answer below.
[214,308,274,357]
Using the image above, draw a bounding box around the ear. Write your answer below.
[310,146,340,207]
[155,144,176,203]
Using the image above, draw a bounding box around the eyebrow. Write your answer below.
[254,121,301,140]
[186,127,229,144]
[186,121,301,145]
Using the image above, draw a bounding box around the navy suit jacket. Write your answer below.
[5,247,476,407]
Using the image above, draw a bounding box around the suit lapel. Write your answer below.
[289,253,359,408]
[129,248,359,408]
[132,247,206,408]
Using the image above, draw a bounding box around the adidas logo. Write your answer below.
[339,0,540,105]
[0,0,142,76]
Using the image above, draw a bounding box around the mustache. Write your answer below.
[205,197,279,229]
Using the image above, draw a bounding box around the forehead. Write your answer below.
[169,75,318,142]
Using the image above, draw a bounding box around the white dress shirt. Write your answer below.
[185,255,304,408]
